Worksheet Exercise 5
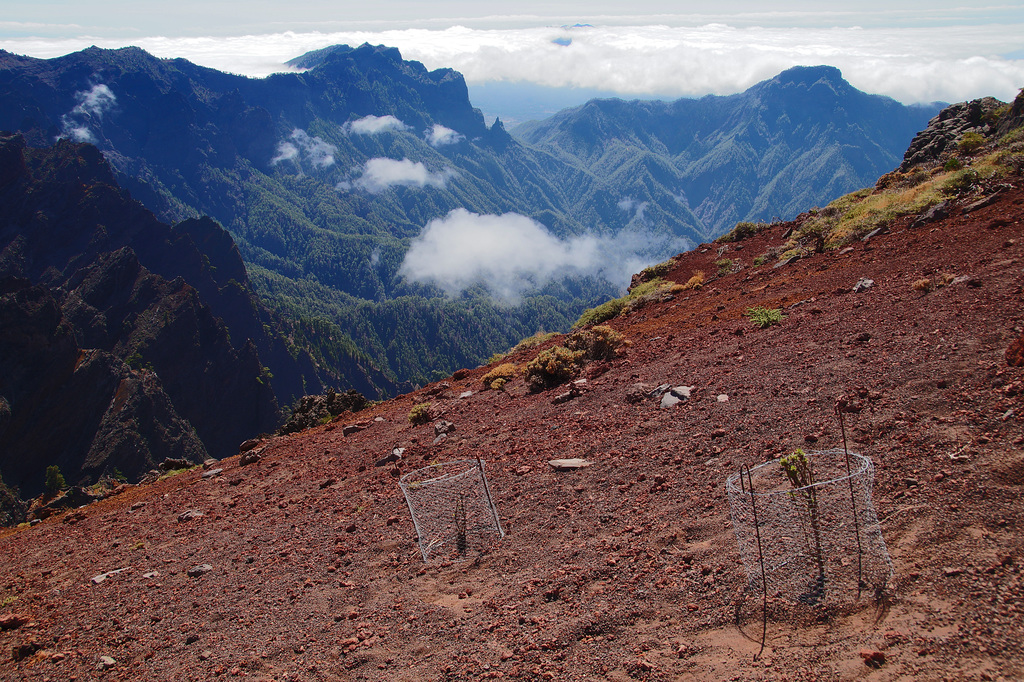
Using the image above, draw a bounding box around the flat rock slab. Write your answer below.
[548,458,593,471]
[187,564,214,578]
[91,568,130,584]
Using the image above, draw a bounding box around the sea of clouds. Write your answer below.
[4,20,1023,105]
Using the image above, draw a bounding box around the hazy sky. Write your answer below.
[2,2,1023,104]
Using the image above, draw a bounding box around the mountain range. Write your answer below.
[0,45,942,389]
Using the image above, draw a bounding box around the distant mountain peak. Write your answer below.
[751,64,856,100]
[775,64,844,83]
[286,43,406,71]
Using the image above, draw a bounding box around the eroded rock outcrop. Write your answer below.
[900,97,1005,170]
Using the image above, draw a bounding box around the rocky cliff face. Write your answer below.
[0,135,290,496]
[900,96,1007,170]
[0,279,209,495]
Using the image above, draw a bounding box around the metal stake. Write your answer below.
[836,403,864,600]
[744,464,768,660]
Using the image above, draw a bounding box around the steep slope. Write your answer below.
[516,65,941,237]
[0,134,377,495]
[0,278,209,496]
[0,101,1021,680]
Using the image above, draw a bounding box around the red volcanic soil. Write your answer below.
[1,182,1023,681]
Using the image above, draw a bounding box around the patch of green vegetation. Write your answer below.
[795,129,1024,250]
[998,124,1024,147]
[939,168,981,196]
[45,465,66,493]
[798,184,940,248]
[521,325,629,392]
[511,331,559,354]
[408,403,432,426]
[717,220,768,243]
[957,131,985,154]
[639,257,678,279]
[157,464,200,482]
[481,363,518,390]
[523,346,585,392]
[573,297,627,328]
[745,306,783,329]
[564,325,629,362]
[573,278,673,328]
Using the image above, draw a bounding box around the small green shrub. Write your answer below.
[717,221,762,243]
[715,258,734,276]
[523,346,584,392]
[943,157,963,171]
[779,448,825,598]
[511,331,558,354]
[574,297,627,328]
[939,168,980,196]
[753,255,767,267]
[565,325,629,361]
[481,363,518,390]
[745,306,783,329]
[408,403,432,425]
[958,131,986,154]
[640,257,677,280]
[45,465,66,493]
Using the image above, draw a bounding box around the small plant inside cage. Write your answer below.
[727,449,893,609]
[400,459,504,563]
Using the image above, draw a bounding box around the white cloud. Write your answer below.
[399,208,690,302]
[425,123,464,147]
[271,141,299,164]
[63,124,94,143]
[617,197,649,224]
[344,157,452,193]
[271,128,336,168]
[343,114,411,135]
[58,83,116,142]
[72,83,116,118]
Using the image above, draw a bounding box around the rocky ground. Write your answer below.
[1,179,1022,681]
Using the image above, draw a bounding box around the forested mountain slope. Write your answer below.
[515,65,942,236]
[0,48,940,386]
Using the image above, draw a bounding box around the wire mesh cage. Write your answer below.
[400,459,505,563]
[726,449,893,606]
